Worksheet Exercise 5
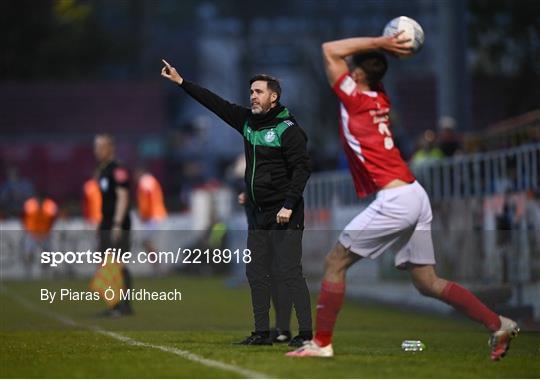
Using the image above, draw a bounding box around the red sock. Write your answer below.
[314,280,345,347]
[440,282,501,331]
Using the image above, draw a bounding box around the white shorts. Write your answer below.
[338,181,436,268]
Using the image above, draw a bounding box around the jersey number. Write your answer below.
[372,109,394,150]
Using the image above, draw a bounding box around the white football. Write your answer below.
[382,16,425,55]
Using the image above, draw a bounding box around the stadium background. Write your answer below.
[1,0,540,378]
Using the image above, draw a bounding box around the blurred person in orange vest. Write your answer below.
[134,167,167,272]
[82,177,102,227]
[22,194,58,278]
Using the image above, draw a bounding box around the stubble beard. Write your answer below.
[251,102,272,115]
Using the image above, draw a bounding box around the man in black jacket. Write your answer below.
[161,59,312,346]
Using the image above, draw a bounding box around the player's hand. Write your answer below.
[238,192,247,205]
[161,59,183,85]
[276,207,292,225]
[377,31,413,57]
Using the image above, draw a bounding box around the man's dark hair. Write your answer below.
[249,74,281,102]
[351,52,388,88]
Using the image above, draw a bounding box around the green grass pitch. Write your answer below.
[1,276,539,378]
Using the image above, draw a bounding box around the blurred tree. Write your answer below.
[468,0,540,116]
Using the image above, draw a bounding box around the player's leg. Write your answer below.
[288,186,418,357]
[315,242,361,344]
[117,230,134,315]
[286,242,360,357]
[408,263,499,328]
[401,182,519,360]
[408,264,518,360]
[311,185,419,347]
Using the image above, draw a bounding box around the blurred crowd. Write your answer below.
[410,115,463,169]
[1,110,538,221]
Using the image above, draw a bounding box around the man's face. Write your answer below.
[350,67,366,84]
[250,80,277,114]
[94,136,113,164]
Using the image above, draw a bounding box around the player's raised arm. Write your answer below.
[321,33,412,86]
[160,59,248,132]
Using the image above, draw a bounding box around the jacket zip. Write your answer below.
[248,126,276,209]
[250,143,258,206]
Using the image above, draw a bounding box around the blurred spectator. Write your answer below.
[21,195,58,278]
[182,210,228,276]
[224,155,248,287]
[225,154,246,197]
[135,168,167,222]
[82,177,102,227]
[0,167,35,218]
[410,129,443,168]
[135,167,168,273]
[437,116,462,157]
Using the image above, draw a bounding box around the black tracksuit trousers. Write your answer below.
[245,200,312,335]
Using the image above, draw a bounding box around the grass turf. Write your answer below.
[1,276,539,378]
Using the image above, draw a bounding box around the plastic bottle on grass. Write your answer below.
[401,340,425,352]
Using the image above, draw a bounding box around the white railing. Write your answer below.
[413,143,540,202]
[304,143,540,209]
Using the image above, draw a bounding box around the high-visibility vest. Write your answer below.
[208,222,227,249]
[137,174,167,221]
[22,197,58,238]
[82,179,102,224]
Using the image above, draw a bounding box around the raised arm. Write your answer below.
[161,59,249,132]
[321,33,412,86]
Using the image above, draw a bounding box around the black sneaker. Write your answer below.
[289,334,312,347]
[272,329,292,343]
[117,301,134,316]
[96,308,122,318]
[236,332,272,345]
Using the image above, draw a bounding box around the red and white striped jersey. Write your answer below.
[333,73,415,198]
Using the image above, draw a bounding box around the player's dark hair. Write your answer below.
[249,74,281,103]
[351,52,388,88]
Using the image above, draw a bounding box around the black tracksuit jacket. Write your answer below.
[180,80,311,210]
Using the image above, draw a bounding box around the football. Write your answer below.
[382,16,425,55]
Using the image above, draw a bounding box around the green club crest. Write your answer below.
[264,129,276,143]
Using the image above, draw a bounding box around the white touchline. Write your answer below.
[0,285,271,379]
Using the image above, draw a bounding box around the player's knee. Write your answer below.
[413,278,438,298]
[323,253,334,272]
[325,245,348,273]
